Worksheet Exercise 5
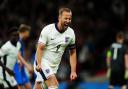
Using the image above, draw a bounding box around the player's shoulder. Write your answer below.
[67,27,75,34]
[17,41,21,47]
[1,41,11,49]
[41,23,54,33]
[44,23,54,28]
[111,42,122,48]
[4,41,11,46]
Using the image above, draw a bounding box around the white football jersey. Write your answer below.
[0,41,21,88]
[37,23,75,72]
[0,41,21,70]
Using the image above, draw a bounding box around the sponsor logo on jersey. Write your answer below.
[51,38,55,40]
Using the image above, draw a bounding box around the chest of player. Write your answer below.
[47,33,72,47]
[7,46,19,58]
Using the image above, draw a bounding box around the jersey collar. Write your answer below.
[55,23,66,33]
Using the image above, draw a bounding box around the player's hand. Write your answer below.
[70,72,77,81]
[125,69,128,79]
[18,60,23,68]
[25,62,34,74]
[36,64,42,72]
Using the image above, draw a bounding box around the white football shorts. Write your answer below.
[0,71,17,88]
[34,59,58,82]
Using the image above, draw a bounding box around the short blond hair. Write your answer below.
[19,24,31,33]
[59,7,72,16]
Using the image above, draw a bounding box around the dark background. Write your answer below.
[0,0,128,89]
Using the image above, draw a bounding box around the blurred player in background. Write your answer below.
[13,24,33,89]
[34,7,77,89]
[0,27,19,89]
[106,32,128,89]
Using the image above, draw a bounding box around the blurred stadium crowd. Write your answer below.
[1,0,128,89]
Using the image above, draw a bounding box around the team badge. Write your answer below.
[45,69,50,74]
[65,37,69,43]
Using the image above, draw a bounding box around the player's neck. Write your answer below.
[57,22,65,33]
[19,34,24,40]
[10,40,17,47]
[57,22,62,30]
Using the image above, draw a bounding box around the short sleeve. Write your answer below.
[0,43,9,56]
[38,27,48,45]
[69,31,76,49]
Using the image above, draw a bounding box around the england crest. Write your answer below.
[65,37,69,43]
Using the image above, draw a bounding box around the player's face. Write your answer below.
[59,11,72,30]
[22,31,30,40]
[117,38,124,44]
[11,32,19,42]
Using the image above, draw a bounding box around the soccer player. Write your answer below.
[106,32,128,89]
[0,27,20,89]
[34,7,77,89]
[13,24,32,89]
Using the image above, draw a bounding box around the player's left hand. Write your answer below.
[70,72,77,81]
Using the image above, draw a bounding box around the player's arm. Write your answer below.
[0,47,14,76]
[106,50,112,68]
[0,59,14,76]
[125,51,128,69]
[106,50,112,78]
[69,30,77,80]
[124,50,128,79]
[69,48,77,73]
[36,26,48,72]
[17,52,33,73]
[36,43,45,72]
[69,47,77,80]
